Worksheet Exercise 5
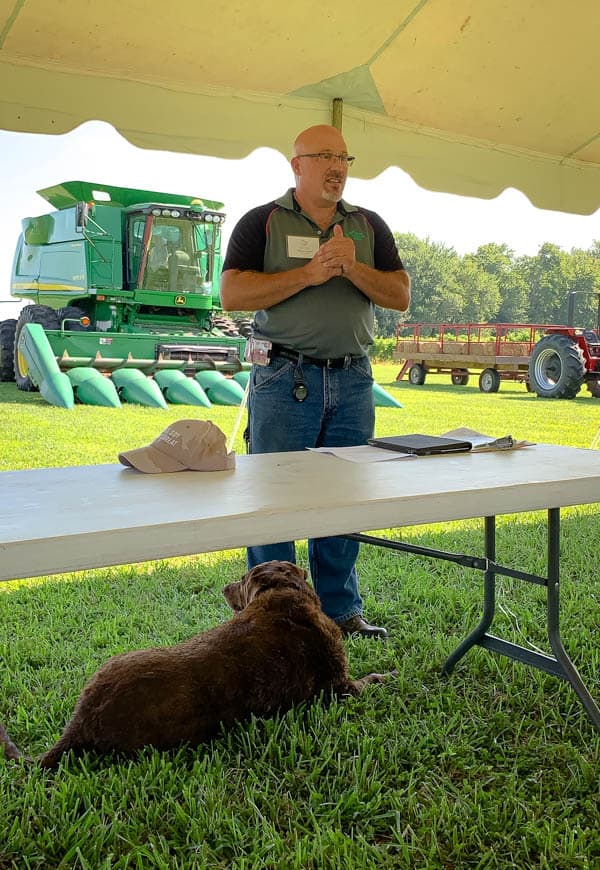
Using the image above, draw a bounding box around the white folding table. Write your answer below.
[2,444,600,730]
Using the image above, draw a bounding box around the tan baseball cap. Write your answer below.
[118,420,236,473]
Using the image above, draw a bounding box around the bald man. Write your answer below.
[221,125,410,639]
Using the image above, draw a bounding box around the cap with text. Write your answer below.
[118,420,235,473]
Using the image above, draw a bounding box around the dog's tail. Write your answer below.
[0,721,29,763]
[0,721,70,767]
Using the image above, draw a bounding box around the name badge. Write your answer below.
[286,235,320,259]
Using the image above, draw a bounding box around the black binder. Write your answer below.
[367,433,472,456]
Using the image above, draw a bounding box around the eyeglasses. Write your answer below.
[296,152,355,166]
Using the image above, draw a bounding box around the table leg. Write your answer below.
[441,509,600,731]
[545,508,600,730]
[346,515,600,731]
[442,515,496,676]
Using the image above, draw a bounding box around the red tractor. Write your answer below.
[528,291,600,399]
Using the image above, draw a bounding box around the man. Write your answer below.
[220,124,410,638]
[147,233,169,270]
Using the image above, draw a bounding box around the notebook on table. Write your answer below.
[367,433,473,456]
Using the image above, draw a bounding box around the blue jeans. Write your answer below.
[246,354,375,623]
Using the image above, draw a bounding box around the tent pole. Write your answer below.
[332,98,343,131]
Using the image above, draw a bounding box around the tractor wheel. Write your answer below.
[451,369,469,386]
[479,368,501,393]
[57,305,91,330]
[528,334,585,399]
[408,363,426,385]
[14,305,60,391]
[587,379,600,398]
[0,318,17,382]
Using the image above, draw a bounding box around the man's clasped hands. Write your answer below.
[305,224,357,285]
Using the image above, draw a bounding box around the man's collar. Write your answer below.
[274,188,357,216]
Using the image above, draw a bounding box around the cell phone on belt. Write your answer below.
[244,337,272,366]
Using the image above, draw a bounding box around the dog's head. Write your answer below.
[223,560,310,613]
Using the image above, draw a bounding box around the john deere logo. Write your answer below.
[346,230,365,241]
[174,295,186,306]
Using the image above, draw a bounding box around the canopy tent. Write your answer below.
[1,0,599,214]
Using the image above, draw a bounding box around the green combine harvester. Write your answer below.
[0,181,401,410]
[0,181,250,408]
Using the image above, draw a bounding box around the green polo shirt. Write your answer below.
[222,188,403,358]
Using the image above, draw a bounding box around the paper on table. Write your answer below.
[442,427,535,452]
[307,445,417,463]
[308,428,535,463]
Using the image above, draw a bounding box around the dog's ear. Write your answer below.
[222,581,244,612]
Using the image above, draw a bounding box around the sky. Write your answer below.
[2,119,600,319]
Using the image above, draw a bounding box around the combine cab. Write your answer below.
[0,181,248,408]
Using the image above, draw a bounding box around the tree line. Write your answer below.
[374,234,600,337]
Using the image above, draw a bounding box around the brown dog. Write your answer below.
[0,561,393,767]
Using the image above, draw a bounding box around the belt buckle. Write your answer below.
[327,354,351,369]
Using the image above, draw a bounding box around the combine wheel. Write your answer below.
[0,318,17,381]
[528,334,585,399]
[14,305,60,391]
[479,368,501,393]
[234,317,254,338]
[212,314,241,336]
[408,363,426,385]
[451,369,469,386]
[57,306,91,330]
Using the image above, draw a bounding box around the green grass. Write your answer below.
[1,369,600,869]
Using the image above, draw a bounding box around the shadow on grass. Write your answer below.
[1,510,597,671]
[2,513,600,868]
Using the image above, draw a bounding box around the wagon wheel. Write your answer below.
[587,379,600,398]
[408,363,426,385]
[451,369,469,386]
[478,368,501,393]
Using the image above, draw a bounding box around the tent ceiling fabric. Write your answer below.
[1,0,600,214]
